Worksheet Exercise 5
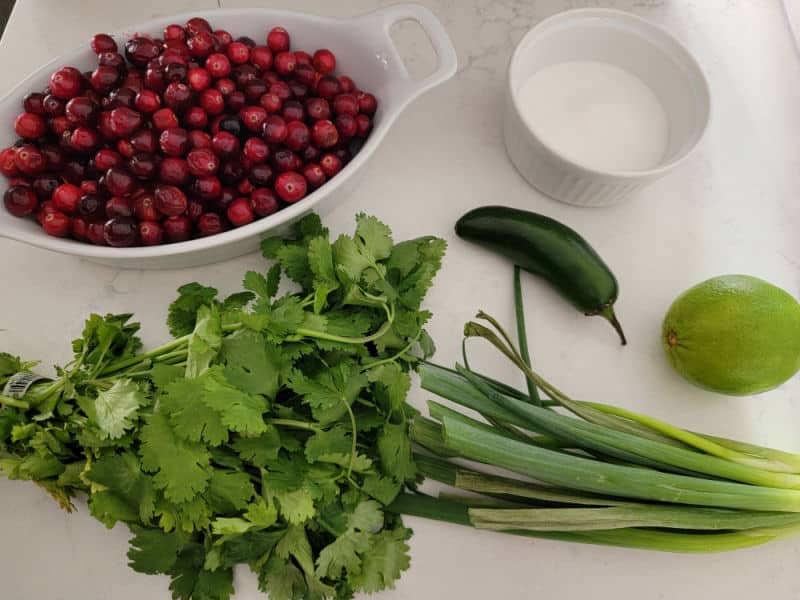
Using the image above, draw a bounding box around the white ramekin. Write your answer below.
[504,9,711,207]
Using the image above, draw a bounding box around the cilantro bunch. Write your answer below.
[0,213,446,600]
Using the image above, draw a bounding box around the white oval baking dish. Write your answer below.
[0,5,457,268]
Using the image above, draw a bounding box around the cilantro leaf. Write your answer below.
[361,475,402,505]
[169,542,234,600]
[168,283,219,337]
[92,379,145,440]
[86,451,156,526]
[356,213,393,261]
[186,305,222,379]
[219,330,280,399]
[259,554,307,600]
[305,426,372,472]
[349,527,412,593]
[377,422,416,482]
[315,531,371,580]
[348,500,384,533]
[276,524,315,575]
[288,362,366,426]
[156,496,212,534]
[231,426,281,467]
[332,235,371,284]
[215,529,284,569]
[277,244,313,289]
[127,525,185,574]
[201,368,268,436]
[206,469,255,515]
[161,378,228,447]
[367,363,411,414]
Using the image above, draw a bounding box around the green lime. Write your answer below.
[662,274,800,395]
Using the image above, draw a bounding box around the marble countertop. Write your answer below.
[2,0,800,598]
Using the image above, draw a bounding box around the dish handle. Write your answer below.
[361,3,458,105]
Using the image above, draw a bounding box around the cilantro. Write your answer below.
[168,283,219,337]
[127,525,185,574]
[186,305,222,379]
[93,379,144,440]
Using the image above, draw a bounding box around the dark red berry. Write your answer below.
[187,200,204,222]
[138,220,164,245]
[159,157,190,186]
[42,210,71,237]
[224,90,245,113]
[212,131,240,159]
[125,37,160,67]
[24,93,46,115]
[267,27,290,53]
[187,31,215,59]
[152,107,180,130]
[226,197,254,226]
[260,92,282,114]
[93,149,122,173]
[160,48,190,67]
[188,67,212,91]
[294,50,312,66]
[305,97,331,121]
[104,166,135,196]
[205,53,232,78]
[69,126,100,153]
[164,63,188,84]
[186,17,212,35]
[239,106,267,132]
[335,113,357,139]
[250,45,273,70]
[200,89,225,115]
[214,30,234,48]
[109,87,137,109]
[244,79,268,102]
[281,100,304,122]
[61,160,87,184]
[316,75,341,99]
[144,65,167,92]
[313,49,336,74]
[14,112,46,139]
[159,127,189,156]
[31,174,60,200]
[98,51,125,70]
[129,152,157,179]
[50,67,83,99]
[86,222,107,244]
[338,75,355,93]
[14,145,45,175]
[103,217,137,246]
[4,185,38,216]
[271,148,297,173]
[250,187,278,217]
[243,138,269,163]
[320,152,342,177]
[184,106,208,129]
[80,180,99,195]
[311,119,339,149]
[164,24,186,43]
[197,212,225,236]
[130,129,157,153]
[71,216,89,241]
[219,160,245,185]
[355,113,372,137]
[302,145,320,163]
[0,147,19,177]
[285,120,310,152]
[163,215,192,241]
[188,129,213,149]
[269,80,291,102]
[263,115,288,144]
[333,93,359,117]
[185,148,219,177]
[109,106,142,137]
[192,175,222,200]
[302,163,326,189]
[43,95,65,117]
[294,63,316,86]
[134,89,161,113]
[78,194,105,222]
[227,42,249,65]
[65,96,98,125]
[105,196,133,218]
[163,82,192,111]
[248,163,273,187]
[154,184,188,216]
[132,193,159,220]
[274,51,296,76]
[357,92,378,115]
[274,171,307,203]
[216,77,236,96]
[237,177,254,195]
[90,66,121,93]
[91,33,117,54]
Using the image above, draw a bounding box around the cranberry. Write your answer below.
[14,112,46,139]
[32,174,60,200]
[80,180,99,195]
[302,163,326,189]
[14,145,45,175]
[91,33,117,54]
[320,152,343,177]
[189,129,213,149]
[313,49,336,74]
[212,131,240,159]
[357,92,378,115]
[338,75,355,93]
[130,129,157,154]
[260,93,282,114]
[188,67,212,91]
[154,184,188,216]
[139,220,164,245]
[78,194,105,222]
[250,46,273,70]
[294,64,316,86]
[214,30,234,48]
[144,66,167,92]
[269,81,291,102]
[243,137,269,163]
[164,63,188,84]
[163,215,192,241]
[187,200,204,222]
[274,51,296,76]
[195,212,224,236]
[284,121,310,152]
[223,41,247,65]
[335,113,357,139]
[355,113,372,137]
[70,125,99,153]
[37,201,57,225]
[248,163,273,187]
[158,127,189,156]
[200,89,225,115]
[0,147,19,177]
[240,78,264,100]
[50,67,83,99]
[226,197,254,226]
[164,24,186,43]
[219,160,244,185]
[271,148,298,173]
[125,37,160,67]
[97,111,115,139]
[274,171,307,203]
[105,196,133,218]
[311,119,339,149]
[87,222,107,244]
[332,93,359,117]
[217,115,242,138]
[250,187,278,217]
[187,32,215,59]
[305,97,331,121]
[65,96,98,126]
[192,175,222,200]
[334,147,352,165]
[294,50,313,66]
[104,166,135,196]
[159,157,190,185]
[102,217,137,246]
[213,187,236,213]
[129,152,157,179]
[263,71,280,85]
[186,148,219,177]
[42,210,71,237]
[267,27,290,53]
[205,53,232,78]
[184,106,208,129]
[42,95,65,116]
[23,93,46,115]
[98,52,126,70]
[216,78,236,96]
[226,90,246,113]
[317,75,341,99]
[133,89,159,113]
[4,185,38,216]
[109,106,142,137]
[62,160,87,184]
[71,217,89,241]
[90,66,121,93]
[277,101,301,124]
[237,177,254,195]
[91,150,120,173]
[41,145,65,171]
[129,193,156,221]
[238,107,266,133]
[230,65,256,90]
[163,82,192,111]
[186,17,212,36]
[152,108,180,130]
[263,115,288,144]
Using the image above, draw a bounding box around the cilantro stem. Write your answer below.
[0,395,30,410]
[361,327,423,372]
[342,399,358,478]
[295,309,394,345]
[267,418,321,432]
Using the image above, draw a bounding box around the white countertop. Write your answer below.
[2,1,800,598]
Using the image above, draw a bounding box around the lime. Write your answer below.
[662,274,800,395]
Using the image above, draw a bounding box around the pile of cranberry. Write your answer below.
[0,17,377,246]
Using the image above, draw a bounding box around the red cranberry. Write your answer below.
[159,157,190,185]
[333,93,359,117]
[316,75,341,99]
[163,83,192,111]
[355,113,372,137]
[78,194,105,222]
[274,52,296,76]
[357,92,378,115]
[91,150,120,173]
[163,24,185,43]
[237,177,254,195]
[248,163,273,187]
[120,71,144,92]
[86,222,107,244]
[116,139,135,158]
[14,112,46,139]
[205,53,232,78]
[104,166,135,196]
[103,217,137,246]
[97,111,115,139]
[130,129,157,153]
[144,65,167,92]
[212,131,240,159]
[71,216,89,241]
[42,210,71,237]
[160,49,189,67]
[335,113,357,139]
[280,100,303,122]
[239,106,267,132]
[294,50,312,65]
[163,215,192,241]
[80,180,99,195]
[196,212,224,236]
[226,42,249,65]
[14,145,45,175]
[133,89,160,113]
[214,30,233,48]
[215,78,236,96]
[231,65,257,89]
[186,17,212,36]
[267,27,290,53]
[243,137,269,163]
[213,187,236,213]
[320,152,342,177]
[132,194,158,221]
[338,75,355,93]
[263,71,280,85]
[109,106,142,137]
[259,92,282,114]
[294,64,316,86]
[50,67,82,100]
[91,33,117,54]
[188,67,212,91]
[187,200,204,222]
[164,63,188,84]
[62,160,87,184]
[89,66,120,94]
[200,89,225,115]
[302,163,326,189]
[271,148,297,173]
[219,160,244,185]
[138,220,164,245]
[129,152,157,179]
[152,108,180,130]
[186,148,219,177]
[0,147,19,177]
[274,171,307,203]
[263,115,288,144]
[159,127,189,156]
[192,175,222,200]
[284,121,310,152]
[226,197,254,226]
[40,145,64,171]
[37,201,57,225]
[98,51,125,70]
[311,119,339,149]
[313,49,336,74]
[105,196,132,218]
[182,106,207,129]
[23,93,45,115]
[242,78,266,100]
[125,37,160,67]
[187,31,215,59]
[226,90,246,113]
[65,96,98,126]
[305,97,331,121]
[4,185,38,216]
[189,129,213,149]
[269,81,291,102]
[154,184,188,216]
[250,46,273,70]
[42,95,65,117]
[249,187,278,217]
[70,126,100,153]
[31,174,59,200]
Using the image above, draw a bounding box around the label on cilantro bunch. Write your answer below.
[3,372,51,399]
